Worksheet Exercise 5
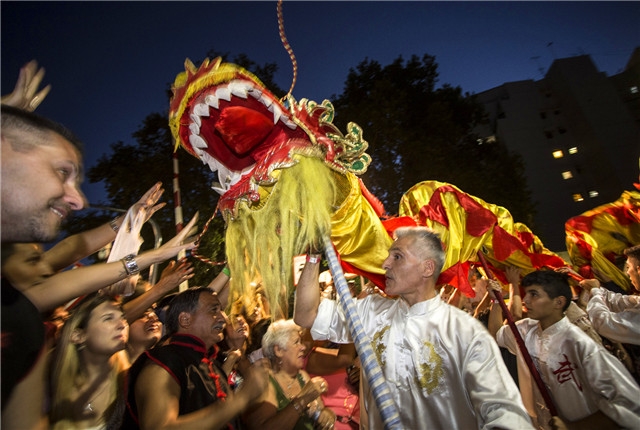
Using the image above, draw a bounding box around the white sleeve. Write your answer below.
[587,288,640,345]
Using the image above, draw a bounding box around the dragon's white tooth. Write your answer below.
[270,104,282,124]
[248,87,263,99]
[189,133,208,149]
[193,103,209,117]
[282,117,297,129]
[189,123,200,136]
[216,87,231,101]
[200,152,222,173]
[204,94,219,109]
[229,82,248,99]
[190,113,201,127]
[260,94,273,108]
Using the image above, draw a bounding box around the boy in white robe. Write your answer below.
[492,270,640,429]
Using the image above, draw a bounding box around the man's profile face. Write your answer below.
[1,131,85,242]
[382,236,426,299]
[189,292,226,349]
[625,257,640,292]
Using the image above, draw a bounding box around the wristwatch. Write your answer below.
[122,254,140,276]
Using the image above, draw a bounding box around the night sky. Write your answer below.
[2,1,638,205]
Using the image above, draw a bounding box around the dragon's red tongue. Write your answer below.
[215,106,274,155]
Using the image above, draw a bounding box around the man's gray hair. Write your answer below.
[394,226,445,278]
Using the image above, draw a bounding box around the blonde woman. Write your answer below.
[49,294,129,429]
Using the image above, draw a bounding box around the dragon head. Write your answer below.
[169,57,371,216]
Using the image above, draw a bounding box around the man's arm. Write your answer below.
[45,182,166,272]
[123,259,193,324]
[24,214,199,312]
[550,411,618,430]
[293,254,321,328]
[136,362,267,430]
[205,267,230,309]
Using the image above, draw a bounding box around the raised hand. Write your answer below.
[1,60,51,111]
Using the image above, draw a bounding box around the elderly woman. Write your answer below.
[244,319,336,430]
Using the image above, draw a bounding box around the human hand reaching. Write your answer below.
[130,182,167,224]
[1,60,51,111]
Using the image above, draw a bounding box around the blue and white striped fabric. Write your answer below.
[322,235,402,430]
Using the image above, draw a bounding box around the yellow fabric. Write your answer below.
[330,172,392,279]
[565,190,640,292]
[399,181,563,290]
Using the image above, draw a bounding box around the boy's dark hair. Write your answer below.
[1,104,84,154]
[164,286,213,336]
[521,270,572,312]
[623,244,640,262]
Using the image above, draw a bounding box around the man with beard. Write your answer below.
[1,104,86,426]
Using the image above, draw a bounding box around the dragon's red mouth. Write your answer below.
[177,77,306,194]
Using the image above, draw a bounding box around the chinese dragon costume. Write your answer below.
[168,57,566,317]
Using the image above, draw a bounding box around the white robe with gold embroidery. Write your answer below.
[311,294,533,429]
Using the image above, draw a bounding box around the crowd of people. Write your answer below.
[2,60,640,429]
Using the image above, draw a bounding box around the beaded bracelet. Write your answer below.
[222,266,231,277]
[109,216,121,232]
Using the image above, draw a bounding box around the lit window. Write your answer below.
[553,150,564,159]
[631,86,639,94]
[562,171,573,179]
[573,194,584,202]
[568,147,578,154]
[589,190,599,198]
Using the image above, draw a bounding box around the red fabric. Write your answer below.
[381,216,417,237]
[438,262,475,297]
[492,225,524,261]
[341,260,387,291]
[517,231,535,249]
[359,179,386,217]
[419,186,497,236]
[215,106,274,155]
[603,205,637,226]
[566,216,594,234]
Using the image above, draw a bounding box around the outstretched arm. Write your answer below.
[24,214,199,312]
[293,254,321,328]
[206,267,230,309]
[44,182,166,272]
[123,259,193,324]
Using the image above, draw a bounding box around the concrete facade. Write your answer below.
[475,50,640,251]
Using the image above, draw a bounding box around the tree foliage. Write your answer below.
[331,54,536,225]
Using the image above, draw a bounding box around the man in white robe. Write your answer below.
[295,227,533,429]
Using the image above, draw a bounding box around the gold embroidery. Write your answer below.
[372,325,390,367]
[417,341,444,394]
